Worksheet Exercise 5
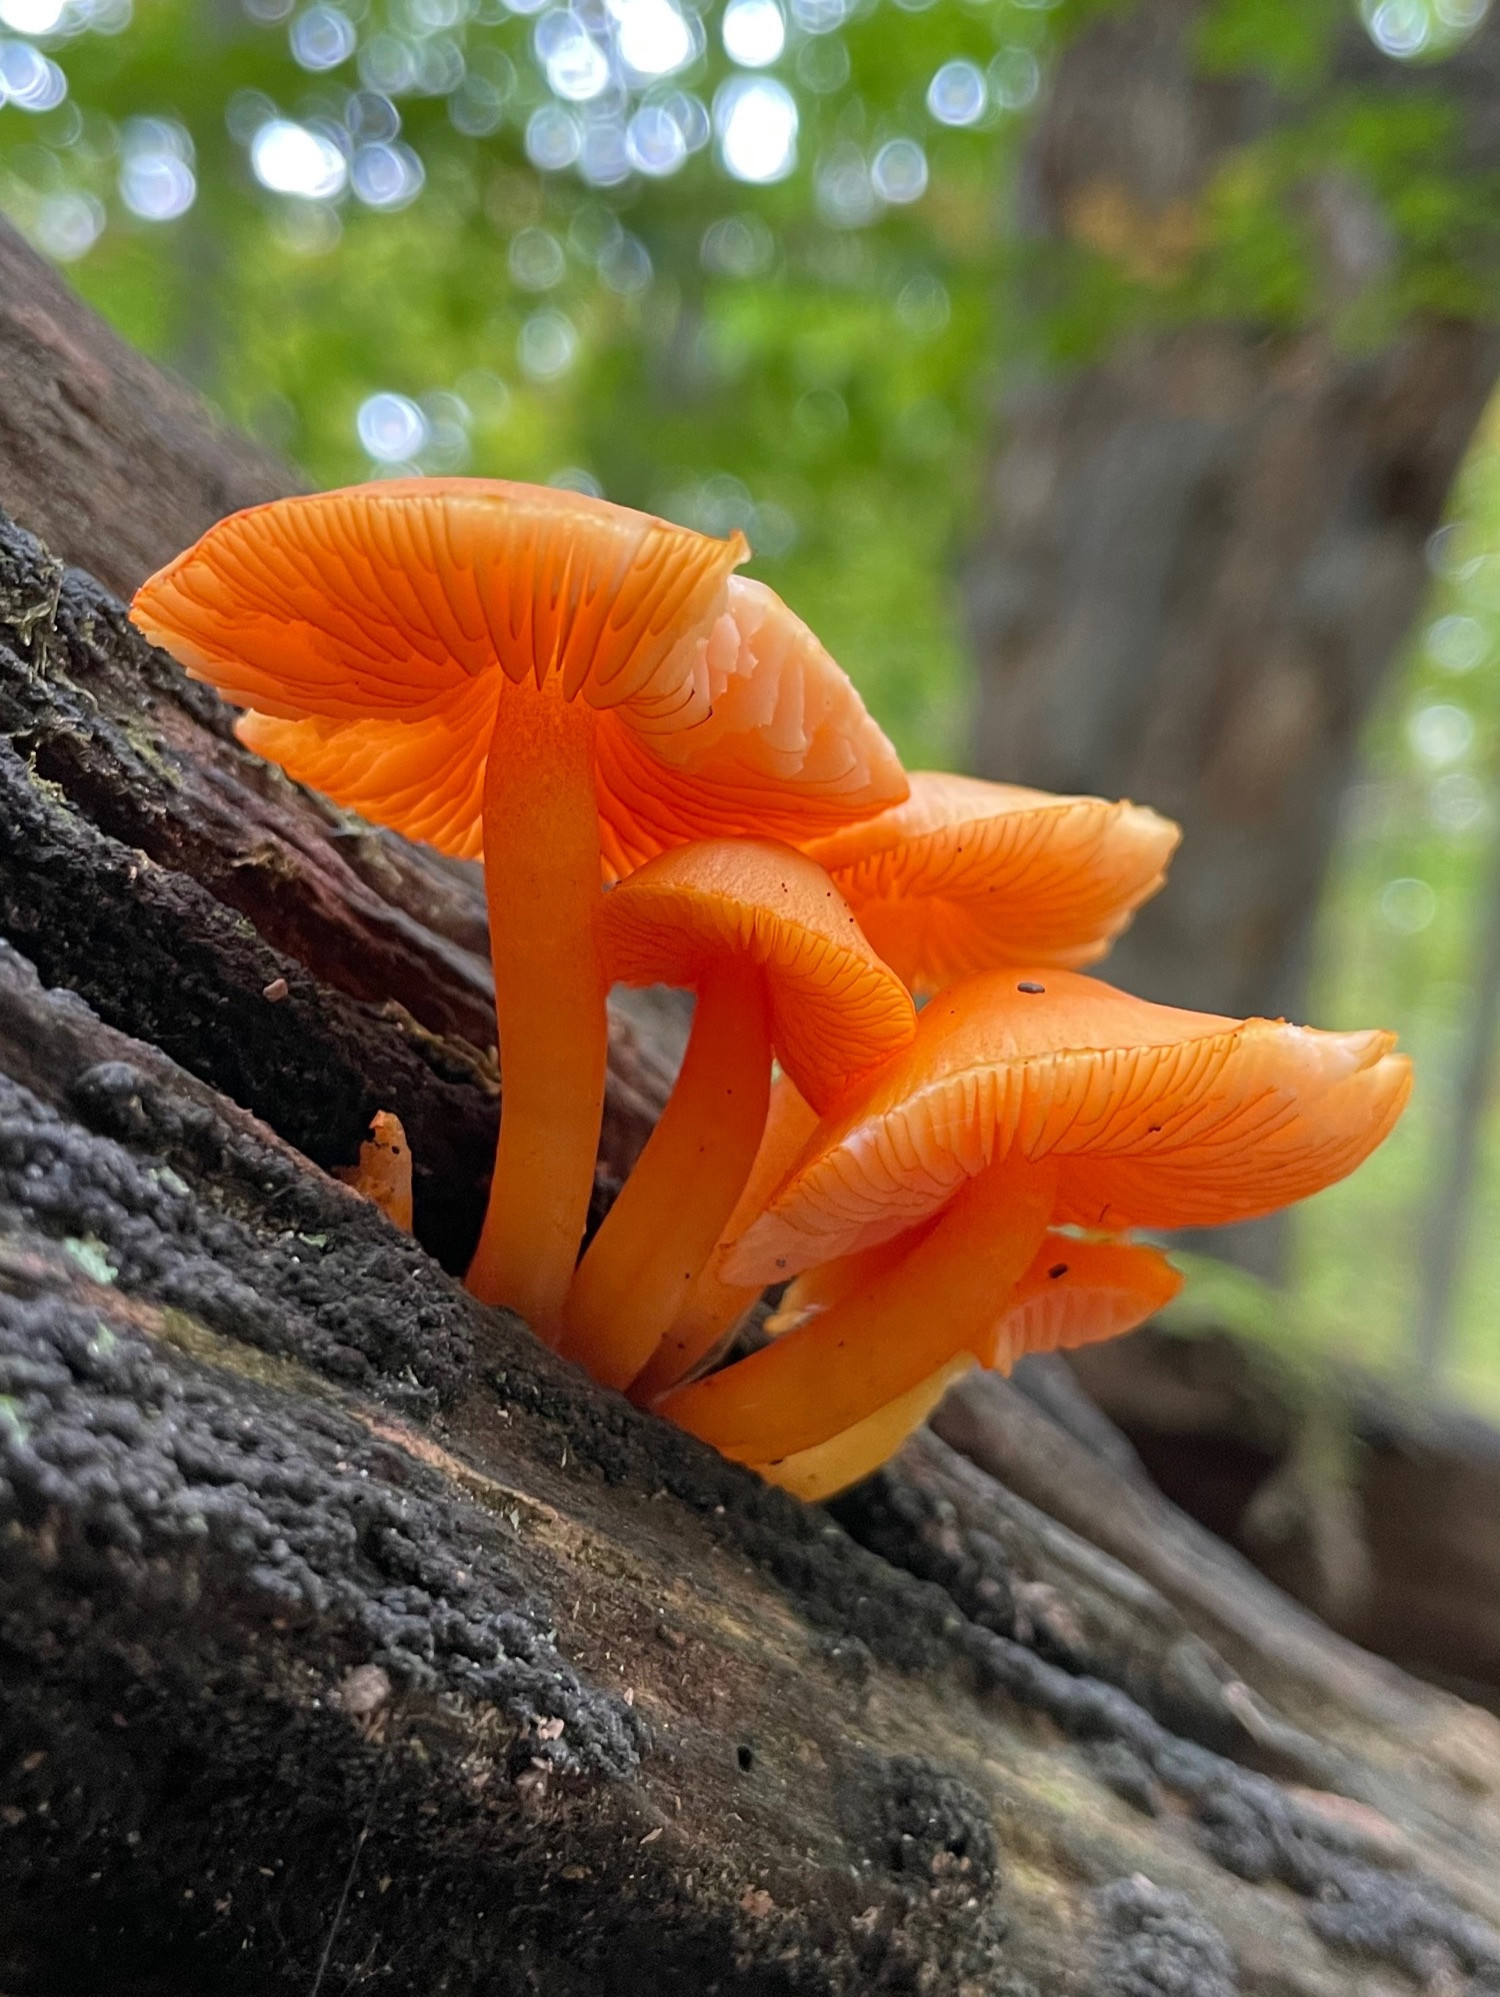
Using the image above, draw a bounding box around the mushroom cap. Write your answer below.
[992,1234,1182,1370]
[134,481,908,871]
[801,771,1180,994]
[726,967,1411,1280]
[134,478,741,723]
[599,840,916,1113]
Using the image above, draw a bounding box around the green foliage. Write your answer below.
[1193,0,1345,89]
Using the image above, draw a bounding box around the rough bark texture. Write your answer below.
[5,224,1500,1995]
[969,0,1500,1026]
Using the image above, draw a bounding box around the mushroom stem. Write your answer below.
[764,1223,939,1334]
[632,1073,819,1402]
[561,959,773,1390]
[752,1355,976,1502]
[659,1151,1059,1462]
[466,688,607,1335]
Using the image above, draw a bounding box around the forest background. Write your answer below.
[3,0,1498,1409]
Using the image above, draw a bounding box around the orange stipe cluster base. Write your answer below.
[132,479,1412,1503]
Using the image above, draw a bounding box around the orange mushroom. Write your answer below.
[637,771,1178,1390]
[801,771,1179,995]
[637,772,1179,1395]
[660,968,1409,1465]
[334,1109,415,1232]
[754,1357,978,1503]
[752,1236,1183,1499]
[132,480,906,1335]
[559,839,914,1389]
[765,1225,1181,1346]
[628,1071,819,1403]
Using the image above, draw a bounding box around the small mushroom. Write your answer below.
[133,481,906,1336]
[639,773,1179,1394]
[660,968,1409,1466]
[334,1109,414,1233]
[559,839,915,1389]
[751,1235,1182,1499]
[801,771,1180,996]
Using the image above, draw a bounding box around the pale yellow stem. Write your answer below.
[753,1355,975,1502]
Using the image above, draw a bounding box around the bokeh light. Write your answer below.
[1429,771,1491,835]
[1427,613,1489,674]
[118,118,197,221]
[290,5,356,71]
[611,0,693,79]
[0,0,64,32]
[816,143,878,228]
[700,210,775,275]
[356,390,428,462]
[598,227,651,291]
[351,139,424,208]
[0,42,68,112]
[626,102,687,175]
[721,0,785,69]
[926,59,986,128]
[536,11,610,102]
[788,0,846,31]
[870,137,928,205]
[32,190,104,259]
[1408,700,1476,766]
[1359,0,1490,56]
[990,46,1040,110]
[579,114,631,185]
[518,306,578,378]
[509,223,565,288]
[714,75,797,184]
[526,101,582,169]
[250,117,348,198]
[1380,876,1437,933]
[549,464,604,494]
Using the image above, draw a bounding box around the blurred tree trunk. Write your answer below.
[1412,821,1500,1380]
[969,0,1500,1031]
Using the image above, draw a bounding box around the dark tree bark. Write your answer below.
[969,0,1500,1027]
[7,219,1500,1996]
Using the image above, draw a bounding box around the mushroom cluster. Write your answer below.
[135,482,1411,1498]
